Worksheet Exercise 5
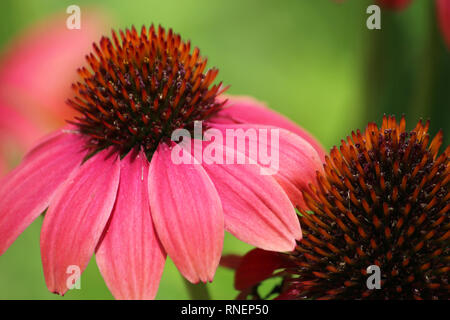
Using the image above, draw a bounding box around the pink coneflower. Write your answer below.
[0,12,105,175]
[0,25,324,299]
[226,116,449,300]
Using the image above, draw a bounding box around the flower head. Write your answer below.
[0,25,324,299]
[230,116,449,300]
[68,25,226,157]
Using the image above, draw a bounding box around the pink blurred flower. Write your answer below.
[0,105,40,174]
[0,26,324,299]
[0,12,106,175]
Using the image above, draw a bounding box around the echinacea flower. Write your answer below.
[228,116,449,300]
[0,12,105,175]
[0,25,324,299]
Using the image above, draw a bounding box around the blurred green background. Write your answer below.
[0,0,448,299]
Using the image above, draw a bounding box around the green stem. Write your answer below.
[183,278,211,300]
[363,10,415,124]
[421,2,450,147]
[363,0,450,148]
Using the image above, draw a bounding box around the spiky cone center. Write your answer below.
[290,116,449,300]
[67,25,227,158]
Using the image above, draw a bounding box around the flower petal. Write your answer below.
[96,150,166,300]
[234,249,293,290]
[189,140,301,252]
[209,123,323,210]
[40,149,120,295]
[211,95,326,161]
[0,130,86,255]
[220,254,243,270]
[148,142,224,283]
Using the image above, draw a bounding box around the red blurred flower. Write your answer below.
[437,0,450,49]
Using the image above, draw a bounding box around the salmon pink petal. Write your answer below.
[22,126,79,162]
[148,142,224,283]
[96,150,166,300]
[40,149,120,295]
[0,130,86,255]
[189,140,301,252]
[210,96,326,160]
[437,0,450,50]
[235,249,293,290]
[209,123,323,210]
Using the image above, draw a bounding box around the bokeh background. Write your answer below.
[0,0,448,299]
